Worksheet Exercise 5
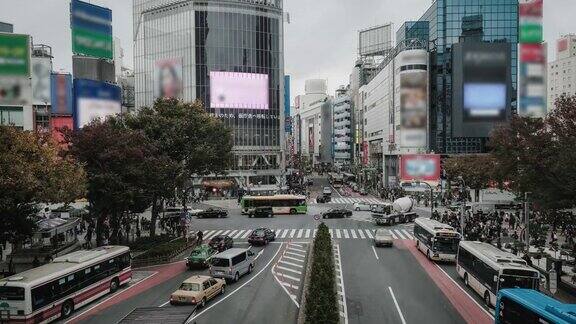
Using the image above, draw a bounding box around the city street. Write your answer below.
[54,179,493,324]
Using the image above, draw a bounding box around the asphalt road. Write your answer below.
[61,177,492,324]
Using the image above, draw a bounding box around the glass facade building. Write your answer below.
[133,0,284,175]
[407,0,518,154]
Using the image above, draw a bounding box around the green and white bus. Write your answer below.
[240,195,308,215]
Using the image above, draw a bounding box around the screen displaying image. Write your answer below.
[400,71,427,148]
[154,58,183,99]
[400,154,440,182]
[464,83,506,117]
[210,71,269,109]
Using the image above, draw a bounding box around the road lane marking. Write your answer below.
[358,230,366,239]
[65,271,158,324]
[290,243,304,248]
[305,229,311,238]
[279,260,304,268]
[276,265,302,274]
[284,255,305,263]
[205,230,221,240]
[314,229,317,237]
[434,264,494,319]
[350,229,357,239]
[388,287,407,324]
[365,229,374,239]
[335,229,341,239]
[329,229,334,238]
[281,281,299,289]
[390,231,398,239]
[285,251,306,258]
[395,230,406,240]
[241,230,252,239]
[287,246,307,253]
[233,230,245,239]
[402,229,413,239]
[221,230,231,236]
[334,244,348,324]
[371,246,379,260]
[297,229,304,238]
[343,229,349,239]
[280,229,289,238]
[275,229,282,237]
[229,230,238,238]
[289,229,296,238]
[274,271,301,282]
[188,244,284,322]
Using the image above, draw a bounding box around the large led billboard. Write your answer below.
[0,33,30,76]
[70,0,113,59]
[400,154,440,183]
[210,72,269,109]
[400,71,428,148]
[452,42,511,138]
[31,57,52,105]
[51,73,73,115]
[74,79,121,128]
[154,58,183,99]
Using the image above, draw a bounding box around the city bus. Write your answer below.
[240,195,307,215]
[0,246,131,323]
[328,173,344,188]
[413,218,461,262]
[495,288,576,324]
[457,241,540,307]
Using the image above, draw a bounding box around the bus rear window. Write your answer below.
[0,286,25,301]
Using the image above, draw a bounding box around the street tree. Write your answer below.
[0,126,86,249]
[123,98,233,236]
[443,154,499,201]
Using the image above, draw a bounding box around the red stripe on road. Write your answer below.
[69,261,187,323]
[400,240,492,324]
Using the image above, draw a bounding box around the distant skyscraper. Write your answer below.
[547,34,576,110]
[0,21,13,33]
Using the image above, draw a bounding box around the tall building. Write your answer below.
[400,0,518,154]
[332,86,352,167]
[133,0,285,188]
[547,34,576,110]
[31,44,53,132]
[0,21,13,33]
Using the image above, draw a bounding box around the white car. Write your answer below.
[373,229,394,247]
[352,202,371,211]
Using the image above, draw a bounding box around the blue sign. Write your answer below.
[50,73,73,115]
[70,0,112,34]
[284,75,291,134]
[74,79,121,128]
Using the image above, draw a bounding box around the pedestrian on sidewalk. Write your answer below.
[197,230,204,245]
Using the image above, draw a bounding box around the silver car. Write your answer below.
[373,229,394,247]
[353,202,371,211]
[209,248,255,282]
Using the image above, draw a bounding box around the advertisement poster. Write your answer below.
[0,77,31,106]
[210,71,269,109]
[50,116,73,145]
[74,79,121,128]
[0,33,30,76]
[519,0,545,117]
[70,0,113,59]
[31,57,52,105]
[400,154,440,183]
[51,73,74,115]
[308,123,314,154]
[400,71,427,148]
[154,58,183,100]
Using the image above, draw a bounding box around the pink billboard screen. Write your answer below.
[210,72,269,109]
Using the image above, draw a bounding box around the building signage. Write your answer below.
[71,0,113,59]
[400,154,440,183]
[51,73,74,115]
[31,57,52,105]
[74,79,121,128]
[0,33,30,76]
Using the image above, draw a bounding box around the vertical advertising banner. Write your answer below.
[31,57,52,105]
[74,79,121,128]
[51,73,74,115]
[50,116,74,145]
[154,58,183,100]
[0,33,31,106]
[519,0,545,117]
[308,123,314,154]
[70,0,113,59]
[400,71,427,148]
[400,154,440,183]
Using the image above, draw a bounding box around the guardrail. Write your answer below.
[132,238,197,268]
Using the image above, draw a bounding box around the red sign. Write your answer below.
[50,116,73,145]
[400,154,441,182]
[558,39,568,53]
[362,141,368,165]
[520,43,545,63]
[519,0,543,17]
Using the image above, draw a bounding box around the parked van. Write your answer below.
[209,248,255,282]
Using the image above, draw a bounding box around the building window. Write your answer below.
[0,107,24,129]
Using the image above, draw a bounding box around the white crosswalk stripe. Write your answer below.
[297,229,304,238]
[241,230,252,238]
[232,230,244,239]
[365,229,374,239]
[200,228,413,241]
[275,229,282,237]
[390,231,398,239]
[329,229,334,238]
[342,229,349,239]
[325,197,384,205]
[280,229,289,238]
[221,230,231,236]
[358,229,365,239]
[335,229,341,239]
[206,230,223,240]
[289,229,296,238]
[305,229,311,238]
[229,230,238,238]
[395,230,406,239]
[350,229,357,239]
[402,229,413,239]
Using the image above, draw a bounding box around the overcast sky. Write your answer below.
[1,0,574,104]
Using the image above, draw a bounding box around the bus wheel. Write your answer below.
[416,240,419,248]
[426,251,431,260]
[484,291,491,307]
[290,209,296,214]
[110,278,119,293]
[61,300,74,319]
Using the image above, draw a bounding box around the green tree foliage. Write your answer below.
[123,98,233,236]
[305,223,339,324]
[0,126,86,246]
[443,154,501,201]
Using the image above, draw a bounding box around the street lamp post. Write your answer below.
[412,180,433,217]
[457,176,466,237]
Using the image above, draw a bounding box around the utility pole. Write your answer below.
[458,176,466,237]
[524,192,531,252]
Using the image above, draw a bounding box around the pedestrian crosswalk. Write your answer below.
[201,228,414,241]
[312,197,384,205]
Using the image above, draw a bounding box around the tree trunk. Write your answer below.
[475,188,480,202]
[96,215,105,247]
[150,195,160,237]
[110,213,120,245]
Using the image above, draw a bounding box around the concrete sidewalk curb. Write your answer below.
[296,239,314,324]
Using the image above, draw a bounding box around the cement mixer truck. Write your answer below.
[372,196,418,226]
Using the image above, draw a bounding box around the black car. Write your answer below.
[249,206,273,218]
[322,208,352,219]
[196,208,228,219]
[317,195,331,203]
[208,235,234,252]
[248,228,276,245]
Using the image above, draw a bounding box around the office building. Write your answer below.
[332,86,352,166]
[0,21,13,33]
[548,34,576,110]
[133,0,285,189]
[399,0,518,154]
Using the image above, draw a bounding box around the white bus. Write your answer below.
[240,195,307,215]
[413,218,461,262]
[457,241,540,307]
[0,246,131,323]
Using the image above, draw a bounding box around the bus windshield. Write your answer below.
[0,286,25,301]
[499,275,538,290]
[434,237,459,254]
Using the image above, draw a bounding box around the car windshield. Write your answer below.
[190,248,208,257]
[211,236,223,242]
[210,257,230,267]
[499,275,538,290]
[433,237,459,254]
[252,230,265,236]
[179,283,201,291]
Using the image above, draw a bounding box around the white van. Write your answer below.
[209,248,255,282]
